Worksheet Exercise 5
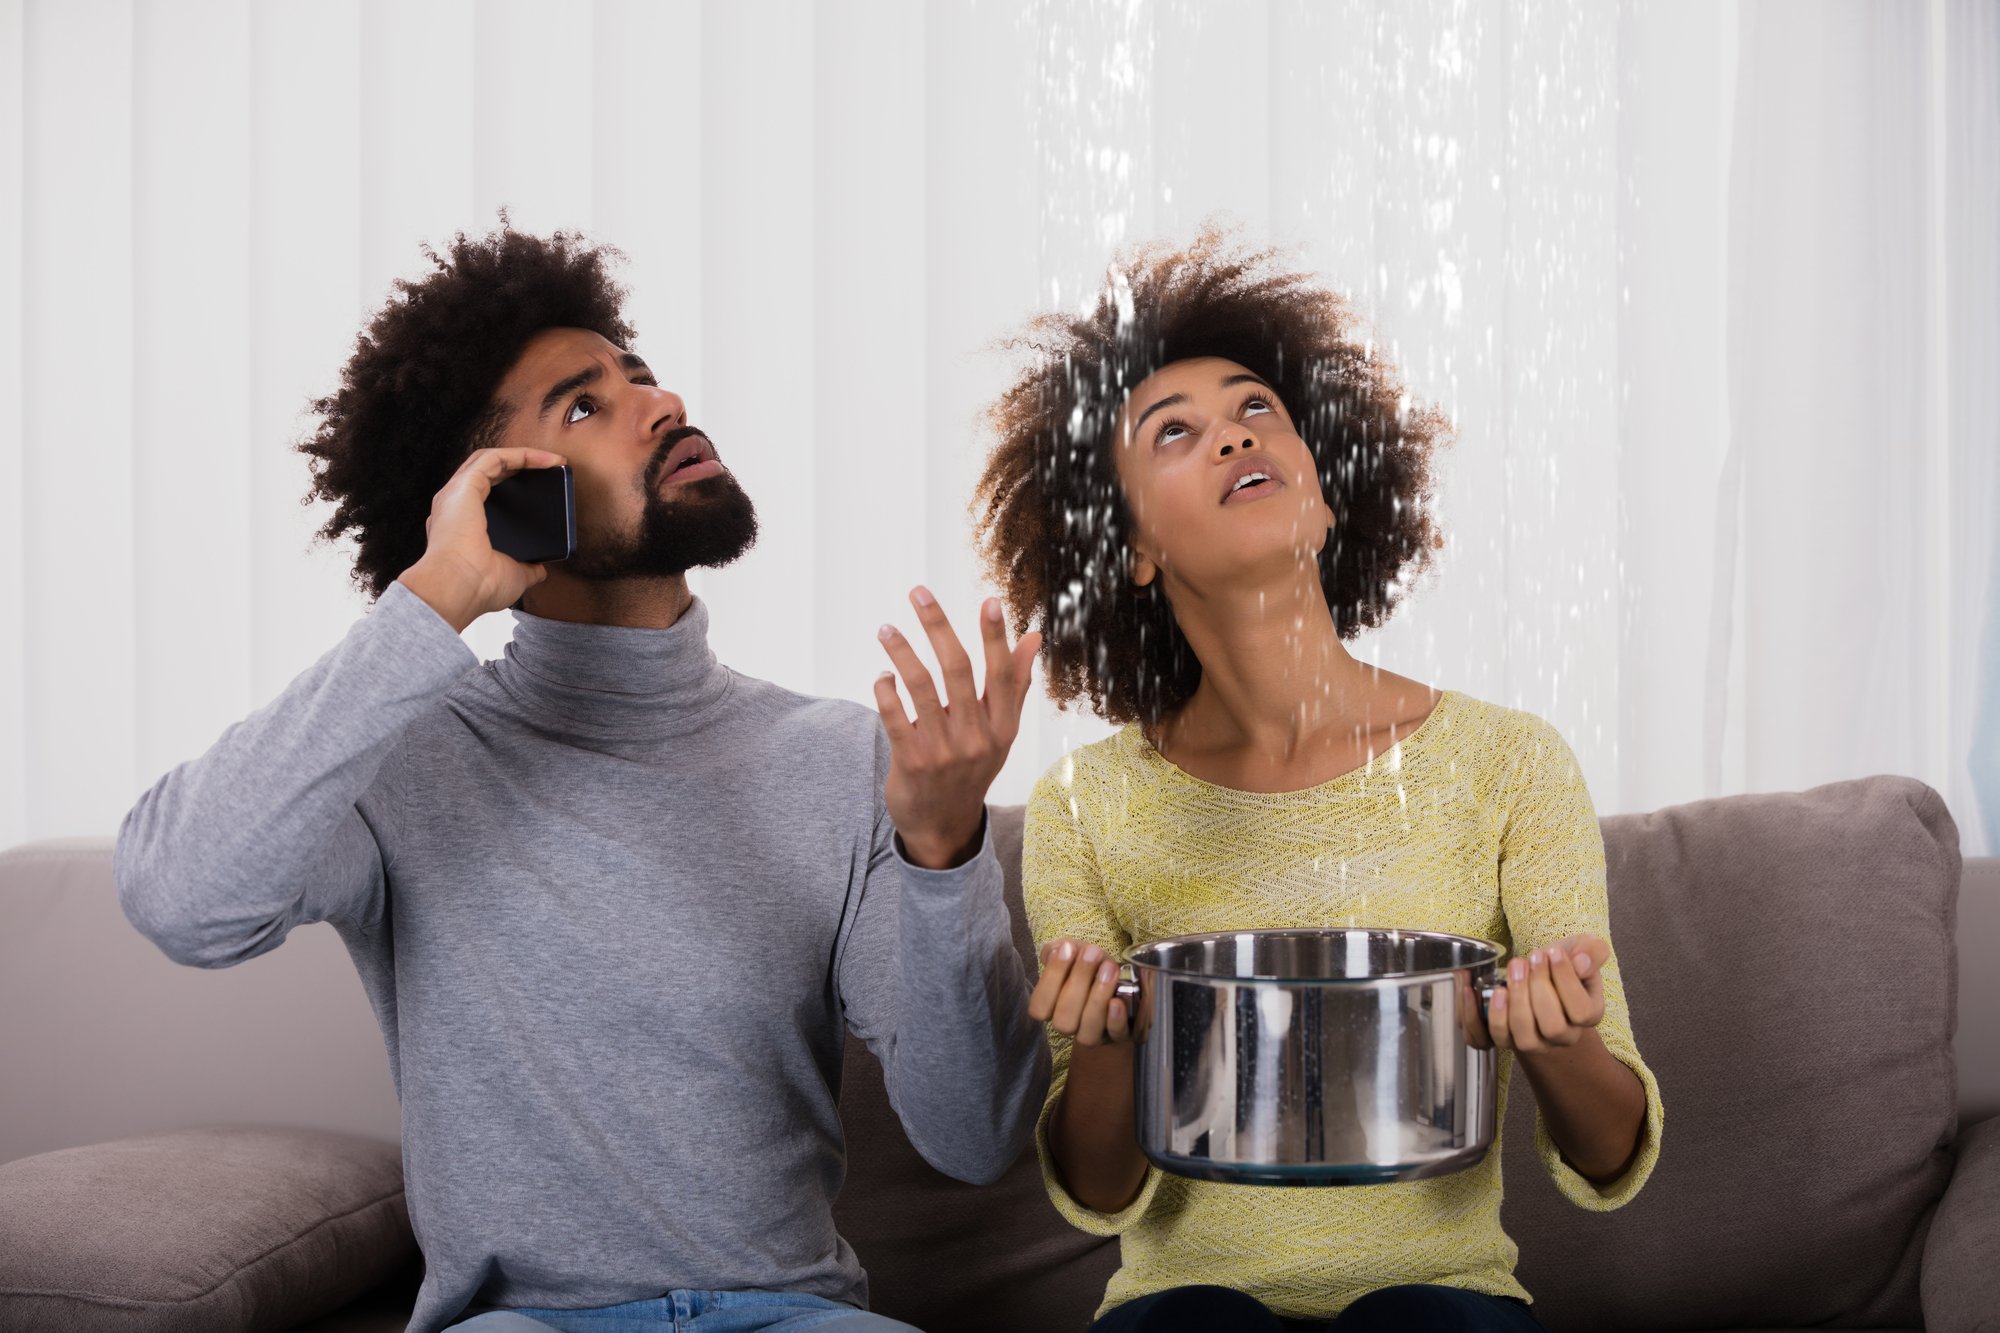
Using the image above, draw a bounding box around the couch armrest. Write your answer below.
[1922,1115,2000,1333]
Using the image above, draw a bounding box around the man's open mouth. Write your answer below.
[657,433,723,488]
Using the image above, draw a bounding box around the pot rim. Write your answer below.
[1123,926,1505,984]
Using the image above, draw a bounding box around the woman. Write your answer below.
[972,230,1663,1332]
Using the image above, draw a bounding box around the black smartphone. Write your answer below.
[484,464,575,563]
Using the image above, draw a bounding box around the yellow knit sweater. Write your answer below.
[1023,688,1665,1320]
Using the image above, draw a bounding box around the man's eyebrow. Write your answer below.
[1129,373,1277,439]
[619,353,653,377]
[538,364,604,420]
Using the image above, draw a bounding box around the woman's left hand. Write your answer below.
[1463,933,1612,1053]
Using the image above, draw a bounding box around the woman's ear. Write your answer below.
[1130,551,1158,588]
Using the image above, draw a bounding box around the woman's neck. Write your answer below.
[1153,571,1429,777]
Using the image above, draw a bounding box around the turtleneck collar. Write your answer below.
[491,595,734,738]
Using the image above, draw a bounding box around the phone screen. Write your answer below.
[484,465,575,564]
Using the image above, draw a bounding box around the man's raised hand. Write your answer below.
[873,588,1042,869]
[397,448,567,633]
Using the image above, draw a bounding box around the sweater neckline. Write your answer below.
[1123,688,1458,802]
[488,596,734,736]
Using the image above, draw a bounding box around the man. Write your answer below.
[115,224,1049,1333]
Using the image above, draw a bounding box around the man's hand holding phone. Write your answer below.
[397,449,568,633]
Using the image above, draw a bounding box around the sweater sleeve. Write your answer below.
[834,722,1050,1187]
[1022,757,1166,1235]
[1496,713,1666,1209]
[114,580,479,969]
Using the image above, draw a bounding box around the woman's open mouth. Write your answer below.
[1222,472,1280,504]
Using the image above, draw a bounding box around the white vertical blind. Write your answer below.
[1956,0,2000,856]
[813,1,929,708]
[23,1,138,840]
[0,1,24,842]
[1497,3,1620,775]
[1613,0,1737,814]
[697,1,818,683]
[248,2,365,707]
[921,1,1047,806]
[133,0,254,797]
[1728,1,1946,798]
[1156,0,1270,241]
[0,0,1993,856]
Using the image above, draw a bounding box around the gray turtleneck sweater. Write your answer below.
[114,581,1049,1333]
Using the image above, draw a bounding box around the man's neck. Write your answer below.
[519,572,694,629]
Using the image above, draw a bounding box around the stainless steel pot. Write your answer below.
[1116,928,1502,1186]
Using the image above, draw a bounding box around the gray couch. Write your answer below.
[2,775,1995,1332]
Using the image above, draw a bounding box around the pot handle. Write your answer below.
[1113,967,1144,1040]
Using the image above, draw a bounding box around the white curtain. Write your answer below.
[2,0,1995,854]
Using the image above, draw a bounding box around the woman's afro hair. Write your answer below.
[971,225,1451,728]
[299,222,635,598]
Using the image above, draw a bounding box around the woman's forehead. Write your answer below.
[1130,355,1256,397]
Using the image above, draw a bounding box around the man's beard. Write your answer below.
[567,442,760,579]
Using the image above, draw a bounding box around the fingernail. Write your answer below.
[1098,961,1117,983]
[1574,953,1594,977]
[912,586,935,607]
[878,624,895,641]
[1510,960,1526,982]
[1548,945,1566,966]
[1530,950,1545,969]
[1081,945,1101,964]
[1057,941,1074,961]
[984,597,1002,622]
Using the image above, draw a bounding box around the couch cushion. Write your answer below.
[0,1124,417,1332]
[835,804,1119,1332]
[1501,775,1960,1332]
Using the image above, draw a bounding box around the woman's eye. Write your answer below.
[1157,420,1190,446]
[565,396,597,426]
[1244,397,1273,416]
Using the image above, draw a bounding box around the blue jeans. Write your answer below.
[1087,1283,1545,1332]
[449,1289,924,1333]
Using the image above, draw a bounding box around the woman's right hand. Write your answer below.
[1034,937,1149,1212]
[397,447,567,632]
[1028,937,1133,1045]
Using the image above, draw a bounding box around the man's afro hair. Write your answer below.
[299,222,634,598]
